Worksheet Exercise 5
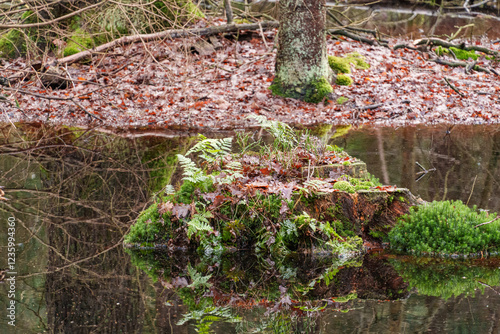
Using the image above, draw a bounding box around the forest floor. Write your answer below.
[1,21,500,132]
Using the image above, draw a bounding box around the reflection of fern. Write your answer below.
[186,134,233,163]
[177,154,210,184]
[187,263,212,290]
[187,211,214,239]
[178,305,241,333]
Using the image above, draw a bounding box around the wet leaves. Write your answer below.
[1,30,499,128]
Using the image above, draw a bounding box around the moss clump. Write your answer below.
[270,77,333,104]
[63,28,95,57]
[328,56,351,74]
[344,52,370,70]
[336,74,353,86]
[0,30,25,58]
[434,46,489,61]
[124,203,171,245]
[305,77,333,103]
[336,96,349,105]
[389,200,500,256]
[333,180,355,193]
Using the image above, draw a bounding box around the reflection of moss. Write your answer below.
[390,257,500,299]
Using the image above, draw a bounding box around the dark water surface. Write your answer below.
[0,124,499,333]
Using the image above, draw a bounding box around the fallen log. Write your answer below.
[56,21,279,65]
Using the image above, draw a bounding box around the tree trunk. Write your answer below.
[271,0,334,103]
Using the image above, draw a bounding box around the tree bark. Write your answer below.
[271,0,334,103]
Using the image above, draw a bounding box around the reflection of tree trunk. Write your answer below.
[154,284,188,333]
[376,128,390,185]
[401,127,415,190]
[479,131,500,208]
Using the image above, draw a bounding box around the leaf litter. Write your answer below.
[1,28,500,130]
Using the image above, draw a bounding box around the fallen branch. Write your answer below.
[328,29,388,47]
[56,21,279,65]
[414,38,498,56]
[474,216,500,228]
[428,58,491,73]
[444,77,465,97]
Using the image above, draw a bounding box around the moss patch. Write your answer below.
[344,52,370,69]
[63,28,95,57]
[336,96,349,105]
[336,74,353,86]
[270,77,333,104]
[328,56,351,74]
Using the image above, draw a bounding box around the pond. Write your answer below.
[0,123,499,333]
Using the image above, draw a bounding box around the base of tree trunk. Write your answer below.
[270,76,333,103]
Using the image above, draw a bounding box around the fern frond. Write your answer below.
[187,263,212,289]
[177,154,210,184]
[186,134,233,163]
[186,211,214,238]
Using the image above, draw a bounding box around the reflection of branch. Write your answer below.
[415,161,436,182]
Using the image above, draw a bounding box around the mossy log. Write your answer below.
[294,188,419,243]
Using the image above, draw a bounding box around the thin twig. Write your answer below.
[474,216,500,228]
[444,77,465,97]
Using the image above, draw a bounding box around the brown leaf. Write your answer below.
[158,201,174,215]
[172,204,191,219]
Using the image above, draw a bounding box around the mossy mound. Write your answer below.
[328,56,351,74]
[269,77,333,104]
[388,200,500,257]
[0,29,25,58]
[328,52,370,75]
[124,120,417,259]
[336,74,353,86]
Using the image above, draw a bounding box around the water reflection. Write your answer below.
[0,124,499,333]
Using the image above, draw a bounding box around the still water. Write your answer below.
[0,124,499,333]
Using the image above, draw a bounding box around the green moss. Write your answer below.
[332,180,355,193]
[270,77,333,104]
[335,74,353,86]
[124,203,171,245]
[389,200,500,256]
[328,56,351,74]
[0,30,24,58]
[435,46,486,61]
[336,96,349,105]
[344,52,370,70]
[63,28,94,57]
[305,77,333,103]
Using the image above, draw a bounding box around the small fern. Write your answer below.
[186,210,214,239]
[186,134,233,164]
[177,154,210,185]
[216,161,244,184]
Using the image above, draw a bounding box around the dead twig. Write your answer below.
[474,216,500,228]
[444,77,465,97]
